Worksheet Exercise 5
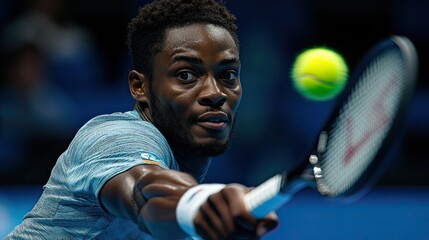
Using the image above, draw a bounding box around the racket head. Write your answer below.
[311,35,418,200]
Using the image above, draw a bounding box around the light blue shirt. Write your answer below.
[5,111,185,239]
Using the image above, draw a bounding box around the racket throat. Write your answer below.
[245,174,314,218]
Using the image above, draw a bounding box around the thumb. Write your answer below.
[256,212,279,237]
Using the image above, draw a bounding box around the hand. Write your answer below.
[194,184,279,240]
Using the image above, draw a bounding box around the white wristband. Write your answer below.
[176,184,226,237]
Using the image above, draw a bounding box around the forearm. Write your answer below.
[99,165,151,222]
[99,164,198,238]
[136,167,198,237]
[99,164,279,239]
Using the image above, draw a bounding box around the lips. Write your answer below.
[196,112,229,131]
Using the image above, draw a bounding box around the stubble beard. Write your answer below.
[149,97,238,158]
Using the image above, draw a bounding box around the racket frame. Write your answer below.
[312,35,418,200]
[245,35,419,217]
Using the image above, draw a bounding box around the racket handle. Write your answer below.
[244,174,291,218]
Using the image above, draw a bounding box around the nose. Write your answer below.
[198,76,227,107]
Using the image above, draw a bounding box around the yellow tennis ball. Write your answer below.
[291,47,348,101]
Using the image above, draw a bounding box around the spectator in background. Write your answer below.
[1,0,104,95]
[0,42,79,184]
[0,0,108,184]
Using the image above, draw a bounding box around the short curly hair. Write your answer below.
[127,0,239,80]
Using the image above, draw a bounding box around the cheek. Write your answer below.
[157,92,194,118]
[229,87,243,113]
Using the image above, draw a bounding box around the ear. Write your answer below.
[128,70,149,104]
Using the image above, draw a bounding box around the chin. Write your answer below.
[195,145,229,157]
[190,121,238,157]
[190,139,230,157]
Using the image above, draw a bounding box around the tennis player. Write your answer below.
[6,0,278,239]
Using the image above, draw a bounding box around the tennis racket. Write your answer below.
[245,35,419,218]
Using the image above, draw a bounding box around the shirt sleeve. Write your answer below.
[64,116,176,199]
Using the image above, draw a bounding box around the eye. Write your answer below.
[219,70,239,83]
[176,71,197,82]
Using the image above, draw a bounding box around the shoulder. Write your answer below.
[68,111,173,160]
[77,111,161,139]
[84,111,150,130]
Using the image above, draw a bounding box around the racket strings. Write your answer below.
[318,47,406,196]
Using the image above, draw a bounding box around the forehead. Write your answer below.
[161,23,238,57]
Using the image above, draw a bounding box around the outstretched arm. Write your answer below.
[99,164,278,239]
[99,164,196,238]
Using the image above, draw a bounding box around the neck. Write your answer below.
[173,148,211,183]
[135,102,153,123]
[134,102,211,182]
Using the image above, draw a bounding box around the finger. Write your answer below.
[256,212,279,237]
[220,184,262,238]
[223,185,257,229]
[208,191,235,234]
[200,196,229,239]
[194,208,219,240]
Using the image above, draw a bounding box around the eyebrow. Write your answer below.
[170,55,240,67]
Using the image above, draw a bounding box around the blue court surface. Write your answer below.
[1,186,428,239]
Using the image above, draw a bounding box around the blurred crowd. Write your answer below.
[0,0,133,184]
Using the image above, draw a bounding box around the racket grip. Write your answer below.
[244,174,291,218]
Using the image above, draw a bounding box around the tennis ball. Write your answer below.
[291,47,348,101]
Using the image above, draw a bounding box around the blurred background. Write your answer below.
[0,0,428,239]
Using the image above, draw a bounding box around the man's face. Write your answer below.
[148,23,242,157]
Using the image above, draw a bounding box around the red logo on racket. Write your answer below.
[343,77,398,165]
